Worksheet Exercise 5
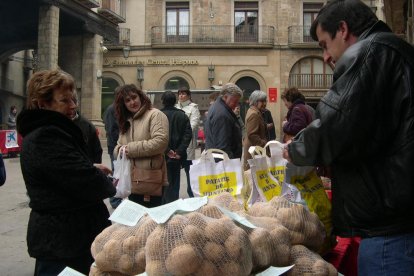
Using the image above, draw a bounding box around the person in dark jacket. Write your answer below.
[284,1,414,275]
[281,87,312,142]
[0,153,5,185]
[262,104,276,141]
[72,111,103,164]
[16,69,115,275]
[160,91,192,203]
[204,83,243,159]
[103,102,122,209]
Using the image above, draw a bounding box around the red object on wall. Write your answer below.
[0,130,22,155]
[268,88,277,102]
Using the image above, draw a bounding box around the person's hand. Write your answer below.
[94,163,112,175]
[282,119,287,127]
[175,153,181,160]
[267,123,274,129]
[167,150,176,159]
[283,141,292,162]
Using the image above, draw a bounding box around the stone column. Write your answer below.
[37,5,59,71]
[81,34,105,138]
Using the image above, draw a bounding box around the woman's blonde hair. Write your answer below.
[26,69,75,109]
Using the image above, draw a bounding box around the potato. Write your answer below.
[224,234,243,259]
[204,219,231,241]
[186,212,207,229]
[94,252,113,272]
[118,254,134,274]
[203,241,226,263]
[103,239,122,261]
[183,224,206,245]
[272,243,290,266]
[218,261,244,276]
[194,260,219,275]
[198,204,224,219]
[134,250,146,272]
[145,227,164,259]
[289,231,306,245]
[165,244,201,275]
[121,236,139,255]
[313,259,329,275]
[277,208,303,230]
[249,228,272,267]
[145,260,165,275]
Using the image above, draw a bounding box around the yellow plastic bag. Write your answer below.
[285,163,334,253]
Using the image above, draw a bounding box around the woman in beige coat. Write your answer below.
[243,90,268,170]
[114,84,169,207]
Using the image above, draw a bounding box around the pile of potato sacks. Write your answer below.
[90,193,337,276]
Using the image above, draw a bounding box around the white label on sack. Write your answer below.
[147,197,208,224]
[256,265,295,276]
[58,267,86,276]
[109,199,148,226]
[216,205,256,229]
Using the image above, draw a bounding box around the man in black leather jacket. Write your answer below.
[284,1,414,275]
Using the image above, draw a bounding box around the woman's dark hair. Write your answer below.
[310,0,378,41]
[281,87,305,103]
[178,87,191,96]
[114,84,152,134]
[161,90,176,107]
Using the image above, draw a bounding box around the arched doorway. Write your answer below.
[235,76,260,121]
[164,76,190,90]
[101,77,120,118]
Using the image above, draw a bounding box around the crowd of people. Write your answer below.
[12,1,414,275]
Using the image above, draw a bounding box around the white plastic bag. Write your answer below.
[190,149,243,200]
[112,146,131,198]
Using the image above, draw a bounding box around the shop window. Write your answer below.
[234,2,258,42]
[166,2,189,42]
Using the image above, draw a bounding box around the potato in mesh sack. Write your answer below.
[208,191,244,212]
[235,214,291,273]
[91,215,157,275]
[248,196,326,251]
[287,245,337,276]
[145,213,253,276]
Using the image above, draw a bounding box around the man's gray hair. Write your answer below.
[220,83,243,97]
[249,90,267,106]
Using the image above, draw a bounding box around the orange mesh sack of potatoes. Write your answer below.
[91,215,157,275]
[248,196,326,252]
[287,245,337,276]
[145,212,253,276]
[237,214,292,273]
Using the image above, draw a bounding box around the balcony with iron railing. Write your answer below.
[104,27,130,46]
[75,0,100,8]
[97,0,126,23]
[288,74,333,89]
[151,25,275,47]
[288,26,319,48]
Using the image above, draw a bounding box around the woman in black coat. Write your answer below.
[16,69,116,275]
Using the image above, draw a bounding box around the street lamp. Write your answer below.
[122,46,131,59]
[137,64,144,88]
[208,64,215,85]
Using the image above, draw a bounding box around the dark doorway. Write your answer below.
[236,76,260,121]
